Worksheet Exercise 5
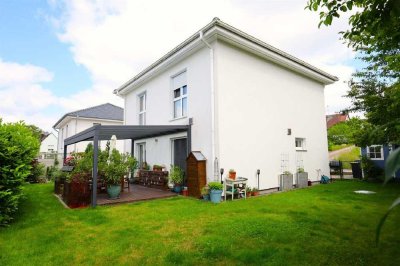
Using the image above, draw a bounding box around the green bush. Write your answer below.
[361,155,384,181]
[27,159,46,183]
[0,120,40,226]
[208,182,223,191]
[169,165,184,185]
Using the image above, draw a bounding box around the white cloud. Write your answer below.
[0,59,60,131]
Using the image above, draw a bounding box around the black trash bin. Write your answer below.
[351,161,362,179]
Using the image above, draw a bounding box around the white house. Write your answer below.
[39,133,58,153]
[53,103,124,155]
[113,18,338,190]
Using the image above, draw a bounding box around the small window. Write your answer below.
[138,93,146,125]
[295,138,306,151]
[367,145,383,160]
[137,143,146,168]
[172,72,187,119]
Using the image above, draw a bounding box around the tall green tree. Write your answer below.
[0,119,40,226]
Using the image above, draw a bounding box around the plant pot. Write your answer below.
[296,172,309,188]
[202,194,210,201]
[210,189,223,203]
[107,184,121,199]
[308,180,312,186]
[229,172,236,180]
[246,192,252,197]
[173,184,182,193]
[252,191,259,196]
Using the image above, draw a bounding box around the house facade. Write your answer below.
[114,18,338,190]
[361,144,400,178]
[53,103,124,155]
[39,133,58,153]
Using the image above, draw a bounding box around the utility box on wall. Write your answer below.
[186,151,207,198]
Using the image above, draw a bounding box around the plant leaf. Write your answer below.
[376,196,400,244]
[384,147,400,183]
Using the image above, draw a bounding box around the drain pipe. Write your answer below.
[199,30,217,180]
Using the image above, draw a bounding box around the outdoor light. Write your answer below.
[287,128,292,135]
[220,168,224,184]
[257,169,260,189]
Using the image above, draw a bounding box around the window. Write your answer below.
[367,145,383,160]
[295,138,306,151]
[137,143,146,168]
[138,93,146,125]
[172,72,187,119]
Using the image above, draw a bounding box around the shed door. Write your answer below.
[173,138,187,173]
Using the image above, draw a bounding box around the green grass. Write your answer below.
[1,181,400,265]
[330,144,353,152]
[334,146,361,169]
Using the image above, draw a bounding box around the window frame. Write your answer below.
[137,142,146,168]
[173,85,187,119]
[138,92,146,125]
[367,145,384,160]
[295,138,306,151]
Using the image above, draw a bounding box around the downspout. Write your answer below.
[199,31,217,180]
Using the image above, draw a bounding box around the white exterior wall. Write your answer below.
[56,117,123,154]
[124,46,213,176]
[214,41,330,189]
[40,133,58,153]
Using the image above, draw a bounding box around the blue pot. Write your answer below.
[210,189,222,203]
[202,194,210,201]
[173,185,182,193]
[107,185,121,199]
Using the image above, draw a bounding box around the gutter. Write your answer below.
[199,30,217,180]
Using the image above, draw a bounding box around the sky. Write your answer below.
[0,0,358,132]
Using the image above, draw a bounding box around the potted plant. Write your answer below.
[246,187,252,197]
[201,186,210,201]
[153,164,163,171]
[229,169,236,180]
[169,165,184,193]
[251,187,259,196]
[296,167,309,188]
[280,171,294,191]
[104,150,136,199]
[208,182,223,203]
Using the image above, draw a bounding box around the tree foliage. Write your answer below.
[328,117,365,145]
[0,119,40,226]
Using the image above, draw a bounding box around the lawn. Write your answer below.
[334,146,361,169]
[1,181,399,265]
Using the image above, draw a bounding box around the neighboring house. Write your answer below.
[326,112,349,129]
[113,18,338,190]
[39,133,58,153]
[361,145,400,178]
[53,103,124,155]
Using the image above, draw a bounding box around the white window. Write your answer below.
[367,145,383,160]
[138,93,146,125]
[172,72,187,119]
[295,138,306,151]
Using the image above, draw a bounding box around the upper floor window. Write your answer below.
[172,71,187,119]
[295,138,306,151]
[138,93,146,125]
[367,145,383,160]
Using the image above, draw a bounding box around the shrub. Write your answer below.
[361,155,384,181]
[27,159,46,183]
[104,150,137,185]
[0,120,40,226]
[208,182,223,191]
[169,165,184,185]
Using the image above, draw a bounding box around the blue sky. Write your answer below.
[0,0,90,96]
[0,0,357,132]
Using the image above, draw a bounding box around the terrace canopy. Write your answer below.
[63,124,191,207]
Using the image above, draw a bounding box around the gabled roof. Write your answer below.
[53,103,123,129]
[114,17,338,95]
[326,113,349,128]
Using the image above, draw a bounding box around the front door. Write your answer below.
[173,138,187,174]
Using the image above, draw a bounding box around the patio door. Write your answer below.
[137,143,146,168]
[173,138,187,173]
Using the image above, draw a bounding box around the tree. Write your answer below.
[306,0,400,146]
[0,119,40,226]
[328,117,365,145]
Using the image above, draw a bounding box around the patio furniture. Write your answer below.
[329,160,343,179]
[224,177,248,201]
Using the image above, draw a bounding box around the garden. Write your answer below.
[1,180,399,265]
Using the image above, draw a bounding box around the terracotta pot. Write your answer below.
[182,190,189,197]
[229,172,236,180]
[246,192,252,197]
[252,191,259,196]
